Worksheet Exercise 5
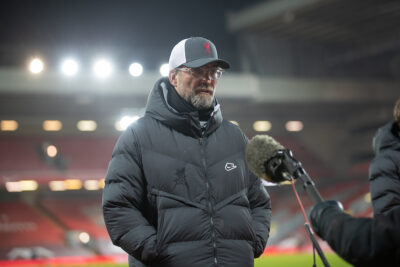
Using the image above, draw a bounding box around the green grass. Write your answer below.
[255,253,352,266]
[52,253,351,267]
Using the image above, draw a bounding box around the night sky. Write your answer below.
[0,0,263,70]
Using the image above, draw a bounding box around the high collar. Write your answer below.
[145,77,223,138]
[372,121,400,156]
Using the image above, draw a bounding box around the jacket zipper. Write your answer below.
[199,136,218,266]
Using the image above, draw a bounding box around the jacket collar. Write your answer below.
[373,121,400,156]
[145,77,223,138]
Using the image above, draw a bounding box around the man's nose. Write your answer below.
[201,72,214,82]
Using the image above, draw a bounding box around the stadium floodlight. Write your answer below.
[5,180,38,192]
[29,58,44,74]
[46,144,58,158]
[159,63,169,77]
[5,182,22,192]
[61,59,79,76]
[93,59,112,78]
[43,120,62,131]
[99,178,105,189]
[64,179,82,190]
[285,120,303,132]
[129,62,143,77]
[49,181,66,191]
[115,115,140,131]
[77,120,97,131]
[19,180,38,191]
[79,232,91,244]
[84,180,100,190]
[0,120,18,131]
[253,121,272,132]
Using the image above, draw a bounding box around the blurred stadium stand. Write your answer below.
[1,0,400,263]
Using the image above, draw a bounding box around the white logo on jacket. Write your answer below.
[225,162,237,171]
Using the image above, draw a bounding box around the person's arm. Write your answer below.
[102,127,157,264]
[369,154,400,214]
[310,201,400,266]
[247,174,272,257]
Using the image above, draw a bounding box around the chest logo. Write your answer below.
[225,162,237,171]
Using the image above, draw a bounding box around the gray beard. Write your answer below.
[190,94,214,110]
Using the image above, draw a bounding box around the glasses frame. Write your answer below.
[176,66,224,80]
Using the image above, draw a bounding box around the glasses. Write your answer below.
[176,66,224,80]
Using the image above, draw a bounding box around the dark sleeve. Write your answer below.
[102,127,157,264]
[369,153,400,215]
[315,205,400,266]
[247,174,272,258]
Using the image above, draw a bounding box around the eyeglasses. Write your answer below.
[176,66,224,80]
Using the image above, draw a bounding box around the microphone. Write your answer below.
[246,135,324,204]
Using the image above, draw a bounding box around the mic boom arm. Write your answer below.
[265,149,324,204]
[265,149,330,267]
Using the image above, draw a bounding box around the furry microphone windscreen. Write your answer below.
[245,135,285,178]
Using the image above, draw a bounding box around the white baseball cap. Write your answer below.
[168,37,230,71]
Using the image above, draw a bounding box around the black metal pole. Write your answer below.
[304,223,330,267]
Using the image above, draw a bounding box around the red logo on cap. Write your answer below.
[204,42,211,54]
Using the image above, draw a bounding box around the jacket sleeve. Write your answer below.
[313,204,400,266]
[102,127,157,264]
[247,174,271,258]
[369,153,400,215]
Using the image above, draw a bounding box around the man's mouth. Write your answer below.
[196,88,213,95]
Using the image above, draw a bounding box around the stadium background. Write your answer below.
[0,0,399,266]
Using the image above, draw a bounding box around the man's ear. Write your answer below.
[169,71,178,87]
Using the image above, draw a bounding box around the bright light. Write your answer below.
[129,63,143,77]
[99,179,105,189]
[6,180,38,192]
[19,180,38,191]
[64,179,82,190]
[253,121,271,132]
[93,59,112,78]
[6,182,22,192]
[61,59,79,76]
[159,63,169,77]
[77,120,97,131]
[364,192,371,203]
[46,145,58,158]
[79,232,91,244]
[43,120,62,131]
[230,120,239,126]
[29,58,44,74]
[84,180,100,190]
[285,121,303,132]
[1,120,18,131]
[115,115,139,131]
[49,181,66,191]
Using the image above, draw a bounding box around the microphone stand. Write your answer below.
[266,150,330,267]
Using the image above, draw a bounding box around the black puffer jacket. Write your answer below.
[102,77,271,267]
[369,121,400,215]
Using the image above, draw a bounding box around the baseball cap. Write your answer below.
[168,37,230,71]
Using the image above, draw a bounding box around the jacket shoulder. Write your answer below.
[221,120,249,143]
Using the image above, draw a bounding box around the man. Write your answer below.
[102,37,271,267]
[369,98,400,215]
[310,99,400,266]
